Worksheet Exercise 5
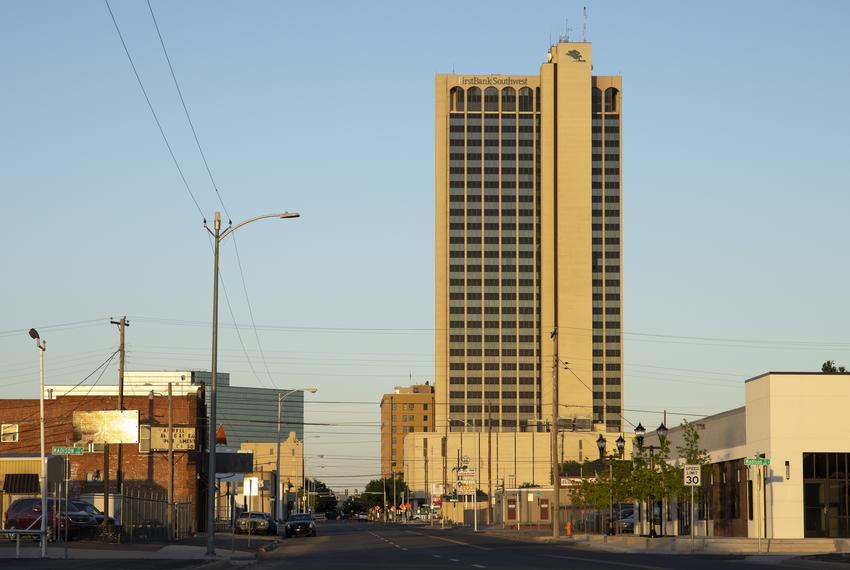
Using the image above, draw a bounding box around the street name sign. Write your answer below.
[52,446,84,456]
[745,457,771,466]
[683,464,701,486]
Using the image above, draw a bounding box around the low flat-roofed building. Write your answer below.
[644,372,850,539]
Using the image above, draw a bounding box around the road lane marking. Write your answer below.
[449,558,460,562]
[405,530,492,551]
[472,565,486,568]
[544,554,673,570]
[433,554,441,558]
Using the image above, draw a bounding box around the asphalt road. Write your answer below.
[258,521,794,569]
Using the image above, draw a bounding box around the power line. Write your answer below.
[0,319,107,339]
[146,0,279,390]
[103,0,205,220]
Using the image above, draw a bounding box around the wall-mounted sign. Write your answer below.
[73,410,139,444]
[149,427,196,451]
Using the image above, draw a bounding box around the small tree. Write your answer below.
[822,360,848,373]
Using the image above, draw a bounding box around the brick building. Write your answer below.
[380,383,435,479]
[0,391,207,530]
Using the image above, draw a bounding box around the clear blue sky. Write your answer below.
[3,0,849,489]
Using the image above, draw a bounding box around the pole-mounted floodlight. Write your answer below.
[29,328,40,340]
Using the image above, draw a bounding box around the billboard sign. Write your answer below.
[73,410,139,444]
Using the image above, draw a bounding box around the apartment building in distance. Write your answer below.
[435,40,623,436]
[380,383,435,479]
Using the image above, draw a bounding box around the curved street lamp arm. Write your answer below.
[220,212,300,241]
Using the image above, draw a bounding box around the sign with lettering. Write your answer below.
[52,446,84,456]
[683,464,701,487]
[745,457,771,466]
[149,427,196,451]
[460,75,530,87]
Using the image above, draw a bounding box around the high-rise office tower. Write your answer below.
[435,41,622,435]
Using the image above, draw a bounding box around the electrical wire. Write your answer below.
[104,0,205,220]
[147,0,280,390]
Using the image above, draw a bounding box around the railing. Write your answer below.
[119,489,193,543]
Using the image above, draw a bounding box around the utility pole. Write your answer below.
[167,382,174,540]
[550,328,561,539]
[110,317,129,499]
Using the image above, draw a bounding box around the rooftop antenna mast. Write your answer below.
[565,17,570,42]
[582,6,588,42]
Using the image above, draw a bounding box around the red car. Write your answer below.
[5,498,98,540]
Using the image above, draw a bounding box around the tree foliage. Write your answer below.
[569,420,711,510]
[360,476,410,511]
[822,360,848,373]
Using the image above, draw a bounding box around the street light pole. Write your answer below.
[550,328,560,539]
[277,388,317,522]
[29,329,47,558]
[204,210,300,556]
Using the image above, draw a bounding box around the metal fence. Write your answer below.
[119,489,193,543]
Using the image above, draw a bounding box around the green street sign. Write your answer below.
[52,446,84,456]
[744,457,770,466]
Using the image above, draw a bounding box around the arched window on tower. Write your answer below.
[501,87,516,112]
[450,86,464,112]
[467,87,482,112]
[604,87,619,112]
[484,87,499,111]
[518,87,533,112]
[592,87,602,113]
[535,87,541,112]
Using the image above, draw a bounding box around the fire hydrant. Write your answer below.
[565,521,573,537]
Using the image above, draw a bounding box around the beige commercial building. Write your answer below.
[239,432,303,515]
[380,384,435,479]
[435,40,623,438]
[643,372,850,539]
[403,430,634,504]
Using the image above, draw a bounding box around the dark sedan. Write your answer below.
[284,513,316,538]
[71,500,114,526]
[235,512,277,535]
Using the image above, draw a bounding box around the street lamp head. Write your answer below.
[303,387,318,393]
[28,328,40,340]
[616,434,626,456]
[278,212,300,219]
[634,422,645,448]
[657,422,668,443]
[596,434,606,460]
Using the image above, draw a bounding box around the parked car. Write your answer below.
[71,500,114,526]
[355,512,369,521]
[4,498,97,540]
[235,512,277,535]
[284,513,316,538]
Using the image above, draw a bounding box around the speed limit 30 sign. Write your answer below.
[684,464,701,486]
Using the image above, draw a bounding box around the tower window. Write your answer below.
[604,87,619,112]
[450,86,465,112]
[484,87,499,111]
[502,87,516,111]
[467,87,482,112]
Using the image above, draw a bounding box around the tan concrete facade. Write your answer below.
[435,41,623,441]
[380,384,435,479]
[645,373,850,539]
[402,429,633,497]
